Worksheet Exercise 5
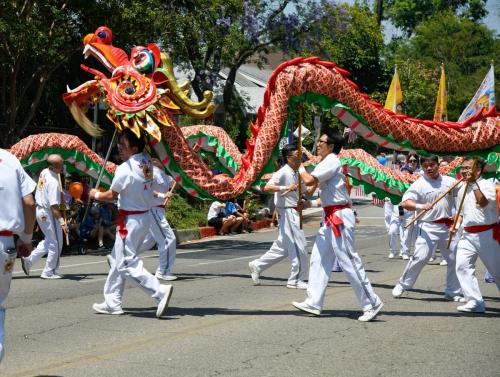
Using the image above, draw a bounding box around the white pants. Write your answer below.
[253,208,308,284]
[0,235,16,362]
[388,211,415,256]
[383,201,393,232]
[305,208,381,312]
[456,229,500,304]
[399,222,461,295]
[104,213,167,310]
[27,207,63,276]
[143,207,177,275]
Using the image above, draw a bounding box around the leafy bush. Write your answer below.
[165,194,209,229]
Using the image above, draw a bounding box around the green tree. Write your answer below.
[297,2,385,93]
[387,11,499,120]
[384,0,488,35]
[158,0,323,145]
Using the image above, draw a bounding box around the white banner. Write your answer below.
[458,65,496,122]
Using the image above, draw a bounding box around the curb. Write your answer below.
[173,219,273,244]
[173,210,323,245]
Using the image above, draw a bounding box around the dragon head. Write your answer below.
[64,26,215,140]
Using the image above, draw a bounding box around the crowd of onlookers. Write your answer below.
[207,200,254,235]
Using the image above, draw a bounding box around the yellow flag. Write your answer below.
[433,65,447,121]
[384,66,403,113]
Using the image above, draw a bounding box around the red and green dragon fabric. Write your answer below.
[11,27,500,202]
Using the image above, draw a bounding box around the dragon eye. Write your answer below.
[97,31,107,39]
[132,50,154,73]
[125,86,135,95]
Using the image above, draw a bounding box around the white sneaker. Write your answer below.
[21,257,31,276]
[286,281,308,290]
[444,294,466,303]
[457,301,485,313]
[156,272,178,281]
[392,284,404,298]
[248,261,260,285]
[358,302,384,322]
[439,259,448,266]
[292,301,321,316]
[156,285,174,318]
[428,257,435,263]
[388,252,396,259]
[41,273,63,280]
[402,254,410,260]
[92,302,124,315]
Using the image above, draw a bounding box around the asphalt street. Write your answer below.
[1,204,499,377]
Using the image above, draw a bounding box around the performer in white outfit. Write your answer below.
[388,205,415,260]
[383,199,393,233]
[91,130,173,318]
[0,148,36,362]
[21,155,68,279]
[292,132,383,322]
[248,143,308,289]
[143,158,178,281]
[454,158,500,313]
[392,156,463,301]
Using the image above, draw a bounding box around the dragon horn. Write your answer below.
[160,53,216,119]
[69,102,104,137]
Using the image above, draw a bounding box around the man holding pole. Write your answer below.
[90,130,173,318]
[454,158,500,313]
[292,132,383,321]
[248,143,308,289]
[392,156,464,301]
[143,158,178,281]
[21,155,68,279]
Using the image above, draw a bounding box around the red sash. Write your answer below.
[117,210,148,239]
[156,205,165,209]
[323,204,351,237]
[463,223,500,245]
[0,231,13,236]
[432,218,454,228]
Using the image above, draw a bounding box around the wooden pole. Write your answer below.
[81,128,118,224]
[297,105,303,229]
[404,178,463,229]
[57,174,70,246]
[447,160,477,248]
[163,181,177,207]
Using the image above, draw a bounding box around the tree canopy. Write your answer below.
[384,0,488,35]
[385,10,499,120]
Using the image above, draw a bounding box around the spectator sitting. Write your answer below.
[78,206,101,246]
[207,201,242,235]
[234,200,252,233]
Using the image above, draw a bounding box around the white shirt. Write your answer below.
[35,167,61,209]
[151,165,174,207]
[0,149,36,233]
[459,178,499,227]
[268,164,298,208]
[311,153,350,207]
[402,174,458,222]
[110,153,153,211]
[207,201,224,221]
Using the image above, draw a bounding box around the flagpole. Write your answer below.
[393,65,397,113]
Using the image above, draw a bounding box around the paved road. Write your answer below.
[2,204,499,376]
